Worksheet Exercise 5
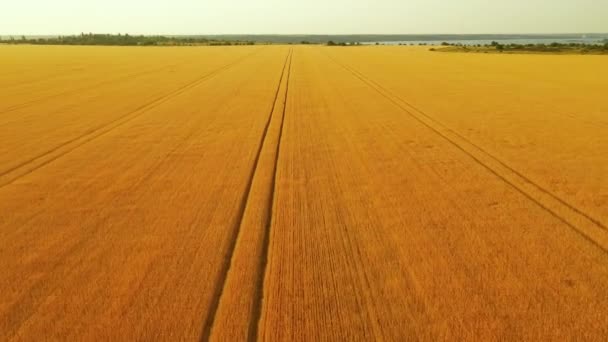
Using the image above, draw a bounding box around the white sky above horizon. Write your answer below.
[1,0,607,35]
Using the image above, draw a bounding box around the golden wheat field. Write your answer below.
[1,44,607,341]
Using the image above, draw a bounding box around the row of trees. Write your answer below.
[1,33,255,46]
[327,41,361,46]
[439,41,608,52]
[490,41,608,52]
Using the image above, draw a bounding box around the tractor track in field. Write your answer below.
[1,69,256,233]
[0,50,258,115]
[0,61,187,114]
[334,56,607,232]
[325,51,608,255]
[200,48,292,342]
[249,48,292,342]
[0,48,269,341]
[0,48,263,189]
[0,59,178,92]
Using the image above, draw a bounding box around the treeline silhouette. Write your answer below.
[2,33,255,46]
[440,41,608,53]
[168,34,608,44]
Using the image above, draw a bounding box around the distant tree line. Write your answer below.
[438,41,608,53]
[1,33,255,46]
[327,41,361,46]
[166,34,608,45]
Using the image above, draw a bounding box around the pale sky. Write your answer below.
[1,0,607,35]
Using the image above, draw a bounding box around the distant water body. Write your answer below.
[366,37,606,46]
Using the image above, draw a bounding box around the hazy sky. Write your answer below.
[2,0,607,35]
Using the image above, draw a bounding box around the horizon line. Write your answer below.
[2,32,608,36]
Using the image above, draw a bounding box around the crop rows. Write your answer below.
[0,45,606,340]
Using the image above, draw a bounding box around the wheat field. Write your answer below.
[1,45,607,340]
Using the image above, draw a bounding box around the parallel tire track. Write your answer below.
[200,48,292,342]
[0,57,271,340]
[249,48,293,342]
[329,53,607,232]
[325,51,608,254]
[0,60,187,114]
[0,48,263,189]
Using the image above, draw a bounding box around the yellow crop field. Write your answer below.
[1,45,607,340]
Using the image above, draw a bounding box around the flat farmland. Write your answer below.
[0,45,607,340]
